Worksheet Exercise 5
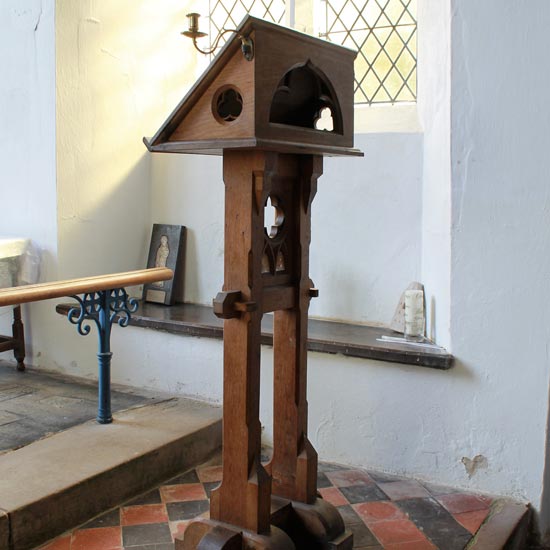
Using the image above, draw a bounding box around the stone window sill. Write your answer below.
[56,301,453,370]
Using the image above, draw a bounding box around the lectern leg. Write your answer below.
[268,156,353,549]
[270,155,319,504]
[210,313,271,534]
[179,151,296,549]
[270,308,317,503]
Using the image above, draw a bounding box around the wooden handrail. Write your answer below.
[0,267,173,307]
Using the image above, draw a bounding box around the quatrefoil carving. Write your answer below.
[213,87,243,123]
[264,196,284,239]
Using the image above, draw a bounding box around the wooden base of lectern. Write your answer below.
[177,496,353,550]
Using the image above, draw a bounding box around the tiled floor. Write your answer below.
[37,456,493,550]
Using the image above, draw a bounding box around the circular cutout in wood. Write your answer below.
[213,87,243,123]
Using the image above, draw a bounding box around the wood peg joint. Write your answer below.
[213,291,257,319]
[234,301,257,313]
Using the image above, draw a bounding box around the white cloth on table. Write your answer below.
[0,238,40,289]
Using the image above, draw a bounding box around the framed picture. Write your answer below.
[143,224,186,305]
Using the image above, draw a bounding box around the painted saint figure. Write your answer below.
[153,235,170,288]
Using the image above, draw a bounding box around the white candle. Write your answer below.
[404,289,424,338]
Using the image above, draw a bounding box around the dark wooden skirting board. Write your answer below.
[56,302,453,370]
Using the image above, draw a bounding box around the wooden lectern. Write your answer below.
[145,16,362,550]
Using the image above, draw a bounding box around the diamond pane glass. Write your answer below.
[209,0,286,56]
[321,0,417,104]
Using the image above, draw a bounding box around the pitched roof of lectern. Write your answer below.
[144,15,363,157]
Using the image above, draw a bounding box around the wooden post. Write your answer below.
[12,305,25,371]
[269,156,322,504]
[210,150,272,534]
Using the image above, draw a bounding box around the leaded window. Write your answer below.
[320,0,417,104]
[209,0,286,55]
[207,0,417,105]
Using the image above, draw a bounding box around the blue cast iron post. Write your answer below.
[67,288,138,424]
[97,290,113,424]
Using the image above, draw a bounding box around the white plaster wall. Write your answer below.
[151,154,225,307]
[26,0,200,371]
[311,131,422,324]
[0,0,57,358]
[55,0,197,280]
[449,0,550,536]
[417,0,451,347]
[0,0,56,256]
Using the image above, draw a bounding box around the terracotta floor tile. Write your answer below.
[38,534,72,550]
[398,497,472,549]
[325,469,373,487]
[453,508,490,534]
[71,526,122,550]
[479,494,493,507]
[34,460,489,550]
[353,501,407,523]
[368,519,428,545]
[197,465,223,483]
[436,493,491,514]
[120,503,168,526]
[378,480,431,501]
[170,519,190,539]
[319,486,349,507]
[384,540,437,550]
[161,483,207,503]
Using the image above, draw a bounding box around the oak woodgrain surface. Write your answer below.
[0,268,173,307]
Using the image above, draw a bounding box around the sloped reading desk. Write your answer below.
[145,16,363,550]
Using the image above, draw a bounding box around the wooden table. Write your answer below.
[0,305,25,370]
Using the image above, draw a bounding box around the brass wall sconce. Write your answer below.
[182,13,254,61]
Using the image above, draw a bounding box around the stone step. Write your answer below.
[466,500,531,550]
[0,398,222,550]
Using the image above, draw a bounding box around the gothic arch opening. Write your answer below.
[269,61,343,134]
